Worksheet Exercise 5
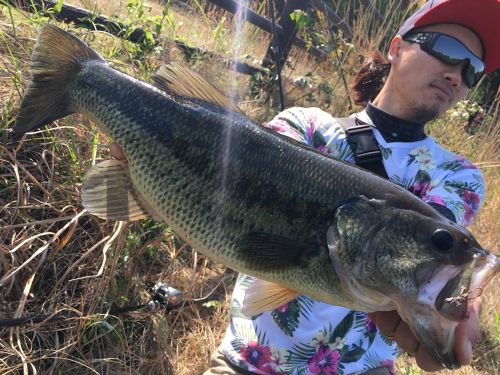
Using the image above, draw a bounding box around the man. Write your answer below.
[205,0,499,374]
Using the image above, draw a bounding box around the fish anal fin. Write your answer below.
[152,63,243,113]
[82,160,149,221]
[241,279,300,316]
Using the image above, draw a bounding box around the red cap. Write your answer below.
[396,0,500,73]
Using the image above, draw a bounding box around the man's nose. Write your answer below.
[443,61,466,87]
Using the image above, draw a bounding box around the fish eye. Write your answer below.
[431,228,455,251]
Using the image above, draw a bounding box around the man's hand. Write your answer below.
[110,142,126,160]
[368,298,481,371]
[454,298,481,365]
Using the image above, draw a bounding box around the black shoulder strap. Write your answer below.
[335,117,388,179]
[336,118,457,223]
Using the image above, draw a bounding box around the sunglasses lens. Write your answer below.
[464,64,482,88]
[431,36,484,87]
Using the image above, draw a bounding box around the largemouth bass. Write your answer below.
[12,25,499,369]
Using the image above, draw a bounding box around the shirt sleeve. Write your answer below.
[419,163,485,227]
[265,107,355,162]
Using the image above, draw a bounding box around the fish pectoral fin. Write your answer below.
[82,160,148,221]
[241,279,300,316]
[153,63,243,113]
[238,232,320,270]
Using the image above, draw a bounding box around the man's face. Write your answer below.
[388,23,483,123]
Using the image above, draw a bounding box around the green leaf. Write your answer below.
[202,300,220,309]
[380,145,392,160]
[407,154,416,166]
[438,160,462,171]
[296,295,314,320]
[380,333,396,346]
[54,0,64,13]
[311,130,327,149]
[289,10,311,30]
[287,342,316,365]
[415,169,431,183]
[231,337,246,352]
[341,344,366,363]
[338,363,346,373]
[331,311,354,341]
[271,300,301,336]
[256,328,269,345]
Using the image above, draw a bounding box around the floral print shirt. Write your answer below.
[218,107,485,375]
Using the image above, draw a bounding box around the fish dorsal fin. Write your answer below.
[81,160,148,221]
[241,279,300,316]
[152,63,242,113]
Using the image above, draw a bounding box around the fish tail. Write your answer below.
[12,24,105,138]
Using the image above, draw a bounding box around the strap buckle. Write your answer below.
[345,125,382,163]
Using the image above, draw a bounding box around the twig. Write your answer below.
[315,1,353,112]
[191,272,227,302]
[0,210,88,287]
[8,231,54,254]
[0,144,53,200]
[269,0,284,111]
[1,215,79,230]
[70,220,125,282]
[51,235,111,296]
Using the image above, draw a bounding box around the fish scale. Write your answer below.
[11,25,500,370]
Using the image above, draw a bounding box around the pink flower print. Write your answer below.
[276,303,288,313]
[306,121,317,143]
[241,341,272,370]
[379,359,396,375]
[424,195,445,206]
[307,345,341,375]
[461,190,481,225]
[409,180,430,198]
[266,121,304,142]
[364,314,376,333]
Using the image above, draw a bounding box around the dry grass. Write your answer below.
[0,1,498,374]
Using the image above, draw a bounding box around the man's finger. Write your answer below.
[394,321,419,356]
[372,310,400,337]
[372,311,445,371]
[110,142,126,160]
[415,345,445,372]
[454,299,482,365]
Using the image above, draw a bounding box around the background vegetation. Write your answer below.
[0,0,498,374]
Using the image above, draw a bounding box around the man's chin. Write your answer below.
[409,105,441,123]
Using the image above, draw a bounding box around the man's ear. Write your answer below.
[387,35,403,64]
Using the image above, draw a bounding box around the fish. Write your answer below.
[11,25,499,369]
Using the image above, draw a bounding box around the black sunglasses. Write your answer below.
[403,32,484,88]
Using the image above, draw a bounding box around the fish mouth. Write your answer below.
[397,252,500,369]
